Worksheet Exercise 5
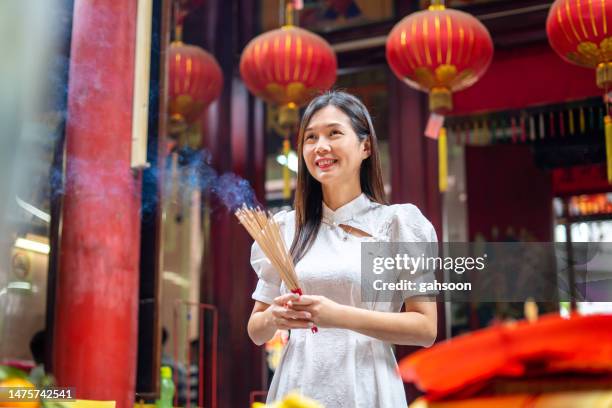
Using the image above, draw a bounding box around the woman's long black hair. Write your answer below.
[290,90,388,264]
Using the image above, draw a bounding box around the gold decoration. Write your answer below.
[282,138,291,199]
[428,0,446,11]
[605,115,612,183]
[410,64,475,92]
[596,62,612,88]
[413,67,437,89]
[524,298,539,323]
[567,37,612,69]
[430,87,453,112]
[278,103,299,129]
[286,83,307,102]
[263,82,318,107]
[435,64,458,83]
[439,127,448,192]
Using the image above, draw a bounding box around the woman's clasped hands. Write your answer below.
[270,293,344,330]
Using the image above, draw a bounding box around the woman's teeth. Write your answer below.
[317,159,337,168]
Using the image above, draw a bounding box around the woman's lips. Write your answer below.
[315,158,338,170]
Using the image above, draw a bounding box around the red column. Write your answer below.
[53,1,141,407]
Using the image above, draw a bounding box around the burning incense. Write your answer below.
[235,205,317,333]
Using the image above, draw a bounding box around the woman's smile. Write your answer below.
[315,157,338,171]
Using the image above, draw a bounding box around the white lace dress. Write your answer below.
[250,193,437,408]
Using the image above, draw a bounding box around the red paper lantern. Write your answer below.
[547,0,612,87]
[547,0,612,183]
[240,6,337,200]
[239,25,337,127]
[386,0,493,112]
[168,41,223,125]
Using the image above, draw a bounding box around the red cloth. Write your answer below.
[1,359,35,372]
[399,314,612,400]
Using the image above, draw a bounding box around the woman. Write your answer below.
[247,91,438,407]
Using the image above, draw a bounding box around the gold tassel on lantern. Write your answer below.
[605,115,612,183]
[282,137,292,199]
[439,127,448,192]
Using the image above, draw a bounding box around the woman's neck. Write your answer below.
[322,182,362,211]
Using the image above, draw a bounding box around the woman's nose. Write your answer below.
[314,139,331,153]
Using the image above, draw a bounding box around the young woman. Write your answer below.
[247,91,438,407]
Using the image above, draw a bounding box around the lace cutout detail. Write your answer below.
[322,218,374,241]
[338,224,372,238]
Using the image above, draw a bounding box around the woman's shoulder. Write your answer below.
[367,201,425,220]
[370,202,436,241]
[387,202,427,220]
[271,209,296,238]
[271,208,295,224]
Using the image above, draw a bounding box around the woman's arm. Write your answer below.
[247,301,277,346]
[339,298,437,346]
[291,295,437,347]
[247,294,314,346]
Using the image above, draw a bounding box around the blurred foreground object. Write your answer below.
[265,330,289,371]
[409,390,612,407]
[62,402,115,408]
[0,366,39,408]
[252,392,323,408]
[400,313,612,406]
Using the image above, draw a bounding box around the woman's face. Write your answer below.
[302,105,370,187]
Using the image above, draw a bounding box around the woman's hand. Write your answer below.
[269,293,314,330]
[289,295,345,328]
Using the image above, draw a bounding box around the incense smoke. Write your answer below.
[48,146,260,222]
[166,146,260,212]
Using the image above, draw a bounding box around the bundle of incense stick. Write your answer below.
[235,205,317,333]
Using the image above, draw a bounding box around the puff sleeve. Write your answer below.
[250,210,289,304]
[390,204,439,300]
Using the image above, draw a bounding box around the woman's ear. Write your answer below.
[361,138,371,159]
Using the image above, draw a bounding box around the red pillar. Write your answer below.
[53,1,141,407]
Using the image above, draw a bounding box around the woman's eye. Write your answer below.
[331,129,342,136]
